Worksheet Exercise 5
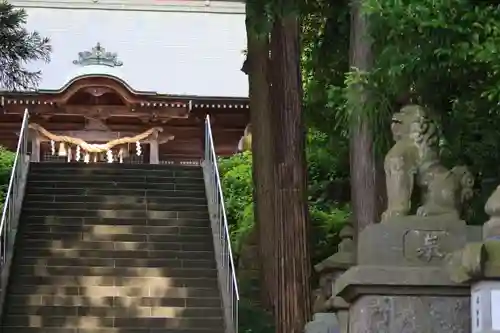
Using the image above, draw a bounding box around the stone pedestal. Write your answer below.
[333,216,483,333]
[349,295,469,332]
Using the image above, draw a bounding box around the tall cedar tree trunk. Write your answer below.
[270,14,312,333]
[348,0,380,235]
[244,6,276,310]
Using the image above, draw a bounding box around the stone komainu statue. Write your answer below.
[381,105,474,222]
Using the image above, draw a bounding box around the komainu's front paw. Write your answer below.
[381,210,391,222]
[381,209,402,222]
[416,206,429,217]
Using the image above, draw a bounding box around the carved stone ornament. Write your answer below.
[484,185,500,239]
[73,43,123,67]
[415,233,445,262]
[381,105,474,222]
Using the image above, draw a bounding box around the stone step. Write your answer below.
[27,180,205,191]
[15,239,213,252]
[30,162,201,167]
[18,228,213,243]
[16,247,215,261]
[7,276,219,293]
[23,201,208,212]
[7,276,218,293]
[5,295,222,318]
[2,328,222,333]
[28,170,204,184]
[1,315,223,329]
[30,163,202,177]
[28,173,203,183]
[1,163,225,333]
[19,224,211,237]
[28,175,204,186]
[23,194,207,205]
[9,265,218,279]
[5,294,221,309]
[4,305,222,318]
[20,216,210,228]
[6,284,220,300]
[21,208,209,220]
[12,256,215,269]
[25,187,206,197]
[5,296,222,310]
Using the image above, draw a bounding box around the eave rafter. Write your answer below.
[0,95,251,111]
[193,103,249,109]
[2,104,189,120]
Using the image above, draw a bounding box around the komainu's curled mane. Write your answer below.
[381,105,474,222]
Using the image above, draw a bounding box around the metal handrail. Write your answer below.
[202,115,239,333]
[0,109,30,317]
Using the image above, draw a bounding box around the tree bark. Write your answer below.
[270,14,312,333]
[348,0,380,235]
[244,6,276,310]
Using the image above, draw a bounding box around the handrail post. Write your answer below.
[202,115,239,333]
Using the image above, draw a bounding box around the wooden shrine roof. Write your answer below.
[0,1,250,156]
[0,75,250,153]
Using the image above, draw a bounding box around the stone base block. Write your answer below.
[359,216,470,267]
[329,216,481,333]
[350,295,470,333]
[334,265,469,300]
[334,265,471,333]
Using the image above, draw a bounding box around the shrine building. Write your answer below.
[0,0,249,164]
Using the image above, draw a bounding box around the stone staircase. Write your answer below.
[0,163,224,333]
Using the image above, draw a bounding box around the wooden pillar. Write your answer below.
[149,140,159,164]
[31,135,40,163]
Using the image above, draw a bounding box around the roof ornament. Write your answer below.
[73,43,123,67]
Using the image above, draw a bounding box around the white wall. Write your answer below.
[18,4,248,97]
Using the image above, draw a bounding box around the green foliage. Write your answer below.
[301,0,350,136]
[0,0,51,89]
[239,299,275,333]
[305,129,350,262]
[0,146,15,212]
[218,152,254,254]
[219,131,350,265]
[306,129,348,192]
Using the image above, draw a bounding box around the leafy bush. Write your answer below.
[305,129,350,262]
[0,146,16,213]
[218,151,254,254]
